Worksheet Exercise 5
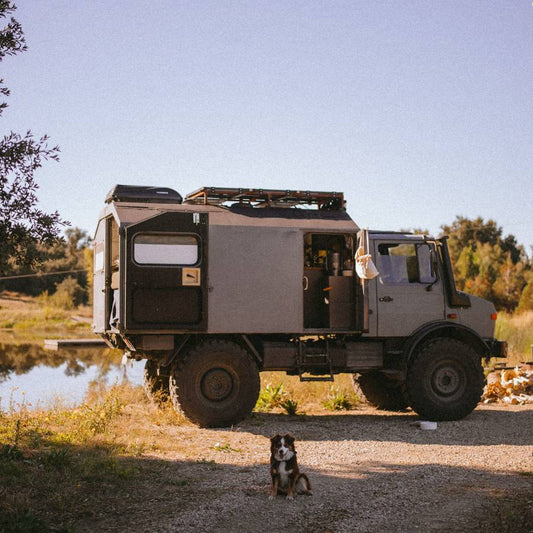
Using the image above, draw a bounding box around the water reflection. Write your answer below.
[0,342,123,382]
[0,342,144,409]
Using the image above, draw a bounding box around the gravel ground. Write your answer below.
[82,404,533,533]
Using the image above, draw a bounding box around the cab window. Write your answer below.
[377,243,436,284]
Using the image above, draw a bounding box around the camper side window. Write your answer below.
[133,234,199,266]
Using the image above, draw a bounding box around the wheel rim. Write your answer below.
[200,368,234,402]
[430,361,466,399]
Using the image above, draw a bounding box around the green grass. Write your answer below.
[0,384,147,532]
[254,382,287,412]
[323,385,356,411]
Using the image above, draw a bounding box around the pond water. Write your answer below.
[0,341,145,410]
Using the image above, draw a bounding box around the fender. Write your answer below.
[402,320,490,365]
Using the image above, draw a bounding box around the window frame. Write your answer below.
[376,242,437,285]
[132,232,201,267]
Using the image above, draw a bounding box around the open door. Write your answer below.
[303,232,358,330]
[123,211,208,332]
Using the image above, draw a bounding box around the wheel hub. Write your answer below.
[200,368,234,401]
[431,364,464,398]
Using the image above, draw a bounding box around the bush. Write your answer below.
[40,277,86,310]
[323,386,354,411]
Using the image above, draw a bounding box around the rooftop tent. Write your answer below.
[105,184,183,204]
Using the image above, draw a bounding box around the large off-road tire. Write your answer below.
[351,372,409,411]
[406,337,485,421]
[169,340,260,428]
[143,359,170,405]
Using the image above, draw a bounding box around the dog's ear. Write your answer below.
[284,434,294,445]
[270,434,280,444]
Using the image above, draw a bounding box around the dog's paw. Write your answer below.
[286,495,294,501]
[268,495,275,500]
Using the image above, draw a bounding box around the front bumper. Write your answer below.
[485,338,508,359]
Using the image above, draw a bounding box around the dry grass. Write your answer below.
[495,311,533,365]
[0,291,92,342]
[0,382,192,532]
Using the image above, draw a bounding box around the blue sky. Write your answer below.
[3,1,533,253]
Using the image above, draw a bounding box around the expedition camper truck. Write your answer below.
[93,185,506,427]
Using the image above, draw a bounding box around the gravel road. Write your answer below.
[84,404,533,533]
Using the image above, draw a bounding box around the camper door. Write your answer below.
[124,211,208,332]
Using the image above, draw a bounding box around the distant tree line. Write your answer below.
[0,215,531,313]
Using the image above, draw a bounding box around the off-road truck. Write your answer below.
[93,185,506,427]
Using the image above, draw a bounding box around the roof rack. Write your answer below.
[184,187,345,210]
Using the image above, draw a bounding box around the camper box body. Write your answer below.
[93,190,362,343]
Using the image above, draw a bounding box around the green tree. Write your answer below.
[0,1,66,275]
[516,276,533,313]
[441,216,530,311]
[0,227,91,300]
[441,216,524,265]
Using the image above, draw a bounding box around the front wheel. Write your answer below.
[169,340,260,428]
[406,337,485,421]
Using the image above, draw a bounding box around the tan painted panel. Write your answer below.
[207,224,302,333]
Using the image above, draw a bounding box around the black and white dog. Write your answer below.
[269,434,312,500]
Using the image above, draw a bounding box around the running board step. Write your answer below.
[296,340,334,382]
[298,373,335,382]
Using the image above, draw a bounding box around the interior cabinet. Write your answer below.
[304,268,326,328]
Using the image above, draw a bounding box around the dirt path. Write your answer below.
[80,404,532,533]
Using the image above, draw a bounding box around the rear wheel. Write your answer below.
[352,372,409,411]
[406,337,485,421]
[169,340,260,428]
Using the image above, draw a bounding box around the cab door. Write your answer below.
[373,239,444,337]
[124,211,208,332]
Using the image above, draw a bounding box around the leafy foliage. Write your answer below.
[0,2,67,275]
[254,382,287,412]
[323,386,354,411]
[1,227,91,303]
[441,216,531,311]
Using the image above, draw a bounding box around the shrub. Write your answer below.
[255,382,293,412]
[323,386,354,411]
[280,399,299,416]
[40,277,86,310]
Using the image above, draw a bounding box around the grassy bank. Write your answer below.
[0,383,184,532]
[0,292,92,343]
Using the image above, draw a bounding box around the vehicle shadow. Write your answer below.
[4,443,529,533]
[234,406,533,446]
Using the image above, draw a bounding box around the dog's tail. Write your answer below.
[296,473,312,495]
